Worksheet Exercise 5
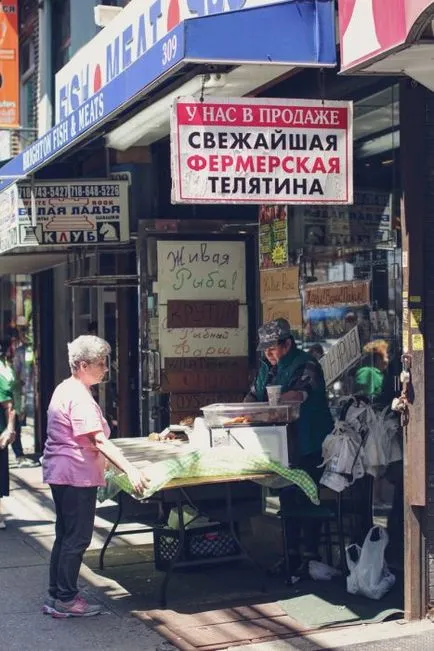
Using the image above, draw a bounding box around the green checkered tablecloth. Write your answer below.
[98,447,319,505]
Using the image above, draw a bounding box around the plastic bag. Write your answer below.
[319,420,364,492]
[346,526,395,600]
[308,560,341,581]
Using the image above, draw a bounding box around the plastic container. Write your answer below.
[266,385,282,406]
[201,402,301,428]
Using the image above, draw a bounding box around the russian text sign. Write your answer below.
[171,97,353,204]
[320,326,361,387]
[0,180,129,251]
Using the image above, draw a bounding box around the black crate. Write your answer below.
[153,524,240,571]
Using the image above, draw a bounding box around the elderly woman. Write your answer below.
[0,339,17,529]
[42,335,150,618]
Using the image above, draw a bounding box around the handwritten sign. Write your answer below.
[157,240,246,301]
[262,299,302,328]
[167,300,239,328]
[164,357,249,372]
[320,326,361,386]
[159,305,248,360]
[260,266,299,302]
[305,280,370,308]
[162,368,248,393]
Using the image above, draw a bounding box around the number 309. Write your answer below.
[162,35,178,66]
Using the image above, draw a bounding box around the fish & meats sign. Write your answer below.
[171,97,353,204]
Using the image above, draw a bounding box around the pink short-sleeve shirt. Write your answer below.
[42,376,110,487]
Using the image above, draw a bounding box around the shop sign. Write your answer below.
[320,325,361,386]
[259,205,288,269]
[0,180,130,251]
[55,0,281,123]
[339,0,432,72]
[156,240,246,302]
[298,190,394,249]
[171,97,353,204]
[260,266,299,302]
[158,304,248,359]
[305,280,370,308]
[0,2,336,191]
[0,1,19,128]
[167,300,239,328]
[0,184,18,252]
[262,299,302,330]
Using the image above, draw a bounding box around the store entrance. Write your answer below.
[137,220,258,436]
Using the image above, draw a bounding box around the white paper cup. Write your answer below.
[266,385,282,406]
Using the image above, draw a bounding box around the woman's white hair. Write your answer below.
[67,335,111,372]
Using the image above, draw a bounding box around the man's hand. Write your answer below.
[126,464,151,494]
[280,390,305,403]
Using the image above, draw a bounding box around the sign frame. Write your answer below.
[171,96,353,205]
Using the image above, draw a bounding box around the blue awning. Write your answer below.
[0,1,336,191]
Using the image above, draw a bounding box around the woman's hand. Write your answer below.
[126,464,151,494]
[0,429,16,450]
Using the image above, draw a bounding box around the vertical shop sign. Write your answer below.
[259,205,288,269]
[0,183,17,252]
[171,97,353,204]
[0,1,19,128]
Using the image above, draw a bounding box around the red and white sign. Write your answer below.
[339,0,434,71]
[171,98,353,205]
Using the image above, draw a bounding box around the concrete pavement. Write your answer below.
[1,445,434,651]
[0,463,174,651]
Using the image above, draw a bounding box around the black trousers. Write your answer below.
[49,484,97,602]
[11,418,24,458]
[279,451,323,558]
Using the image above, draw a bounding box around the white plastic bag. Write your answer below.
[346,526,395,600]
[319,420,364,492]
[308,560,341,581]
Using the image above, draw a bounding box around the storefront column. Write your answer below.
[423,82,434,613]
[400,79,428,619]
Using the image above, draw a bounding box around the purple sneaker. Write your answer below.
[51,594,104,618]
[42,595,56,615]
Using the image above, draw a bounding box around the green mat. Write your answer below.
[278,578,404,629]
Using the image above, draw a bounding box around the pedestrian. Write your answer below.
[42,335,150,618]
[0,340,16,529]
[4,328,35,466]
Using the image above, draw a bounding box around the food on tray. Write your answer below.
[223,415,252,426]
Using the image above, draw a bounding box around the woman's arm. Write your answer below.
[89,431,150,493]
[0,400,16,449]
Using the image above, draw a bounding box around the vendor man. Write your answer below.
[245,318,334,578]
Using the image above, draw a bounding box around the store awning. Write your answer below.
[0,252,67,275]
[0,0,336,193]
[339,0,434,89]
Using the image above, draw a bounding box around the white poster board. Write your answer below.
[159,304,248,361]
[171,97,353,204]
[156,240,246,302]
[320,326,361,387]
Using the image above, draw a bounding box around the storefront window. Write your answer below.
[52,0,71,73]
[289,84,401,414]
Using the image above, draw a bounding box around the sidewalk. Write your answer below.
[1,450,434,651]
[1,464,174,651]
